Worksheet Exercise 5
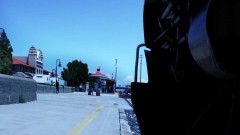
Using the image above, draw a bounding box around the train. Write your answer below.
[131,0,240,134]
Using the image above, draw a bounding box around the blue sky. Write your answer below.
[0,0,148,86]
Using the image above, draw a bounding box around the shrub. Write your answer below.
[19,95,26,103]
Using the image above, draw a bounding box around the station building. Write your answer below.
[12,46,50,76]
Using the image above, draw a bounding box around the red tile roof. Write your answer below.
[90,71,109,79]
[12,58,35,68]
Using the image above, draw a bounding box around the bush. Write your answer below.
[19,95,26,103]
[38,83,50,86]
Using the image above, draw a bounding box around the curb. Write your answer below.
[119,108,133,135]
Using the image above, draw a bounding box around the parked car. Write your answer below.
[12,72,32,78]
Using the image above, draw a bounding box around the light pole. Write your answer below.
[55,59,61,88]
[115,59,117,92]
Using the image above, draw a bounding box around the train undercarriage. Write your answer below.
[131,0,240,134]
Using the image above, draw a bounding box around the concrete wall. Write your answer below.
[37,84,73,93]
[0,74,37,105]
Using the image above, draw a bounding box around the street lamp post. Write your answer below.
[55,59,61,93]
[115,59,117,92]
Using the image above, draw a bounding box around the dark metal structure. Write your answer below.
[131,0,240,134]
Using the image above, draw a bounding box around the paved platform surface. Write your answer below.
[0,92,133,135]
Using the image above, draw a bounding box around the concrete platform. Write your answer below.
[0,92,133,135]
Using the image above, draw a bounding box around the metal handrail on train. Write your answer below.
[134,43,146,83]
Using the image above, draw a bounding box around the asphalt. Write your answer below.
[0,92,135,135]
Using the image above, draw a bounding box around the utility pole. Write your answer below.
[115,59,117,92]
[139,54,143,83]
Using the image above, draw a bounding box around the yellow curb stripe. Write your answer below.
[66,105,104,135]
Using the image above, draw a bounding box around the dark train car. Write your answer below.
[131,0,240,134]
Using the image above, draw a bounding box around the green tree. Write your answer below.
[0,28,13,74]
[61,60,89,87]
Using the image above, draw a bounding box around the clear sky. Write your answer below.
[0,0,148,86]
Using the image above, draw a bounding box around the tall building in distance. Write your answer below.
[28,46,44,74]
[13,46,47,75]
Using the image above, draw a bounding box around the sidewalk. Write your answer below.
[0,92,133,135]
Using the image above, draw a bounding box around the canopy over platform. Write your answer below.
[89,67,109,80]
